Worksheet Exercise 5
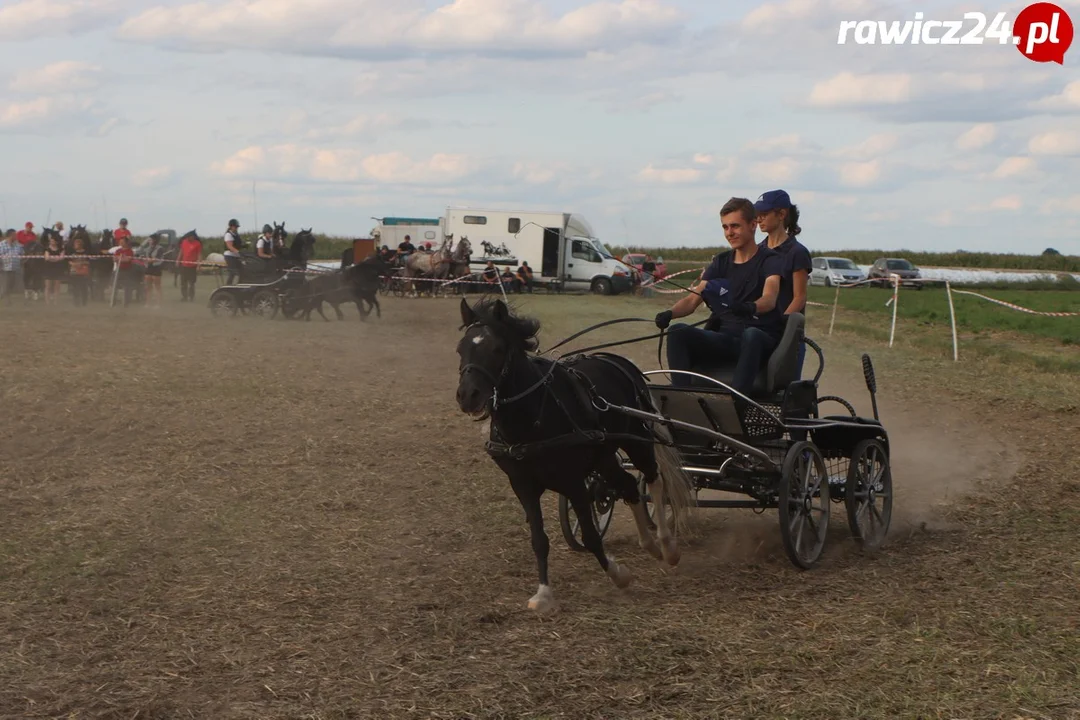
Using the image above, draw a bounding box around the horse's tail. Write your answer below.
[653,433,696,538]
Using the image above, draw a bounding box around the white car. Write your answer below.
[810,256,867,287]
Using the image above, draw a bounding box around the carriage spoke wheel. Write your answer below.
[779,441,830,569]
[250,289,279,319]
[209,293,238,317]
[845,439,892,551]
[558,473,616,552]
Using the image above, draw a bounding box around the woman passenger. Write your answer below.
[755,190,811,376]
[43,233,66,305]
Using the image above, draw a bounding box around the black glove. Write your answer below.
[655,310,673,329]
[731,301,757,318]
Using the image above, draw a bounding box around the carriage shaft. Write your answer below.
[604,402,778,468]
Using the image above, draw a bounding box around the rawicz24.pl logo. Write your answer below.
[837,2,1074,64]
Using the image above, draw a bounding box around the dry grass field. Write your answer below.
[0,289,1077,719]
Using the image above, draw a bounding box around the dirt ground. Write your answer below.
[0,292,1076,719]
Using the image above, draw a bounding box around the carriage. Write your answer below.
[555,313,892,570]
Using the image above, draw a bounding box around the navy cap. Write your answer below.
[754,189,792,212]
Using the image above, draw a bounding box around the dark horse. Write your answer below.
[455,297,694,611]
[288,252,388,322]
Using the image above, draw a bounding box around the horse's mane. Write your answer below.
[466,298,542,353]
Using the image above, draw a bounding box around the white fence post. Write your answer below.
[828,283,840,336]
[888,273,899,348]
[946,280,959,362]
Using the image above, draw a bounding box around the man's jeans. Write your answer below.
[666,324,779,396]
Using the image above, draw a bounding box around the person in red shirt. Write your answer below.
[177,230,203,302]
[113,218,132,245]
[113,234,136,307]
[16,222,36,246]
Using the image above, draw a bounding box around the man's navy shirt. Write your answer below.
[701,245,784,338]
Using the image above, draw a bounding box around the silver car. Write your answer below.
[810,256,867,287]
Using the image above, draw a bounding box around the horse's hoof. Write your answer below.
[606,558,632,589]
[527,585,555,612]
[640,539,663,561]
[661,537,681,567]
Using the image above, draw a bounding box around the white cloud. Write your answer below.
[1040,195,1080,215]
[746,157,805,184]
[636,164,702,184]
[956,123,996,151]
[9,61,101,94]
[1032,81,1080,112]
[837,159,881,187]
[0,95,95,131]
[0,0,125,40]
[132,166,177,189]
[119,0,686,57]
[210,145,476,185]
[834,133,898,160]
[990,156,1037,179]
[807,72,912,107]
[971,195,1023,212]
[1029,131,1080,155]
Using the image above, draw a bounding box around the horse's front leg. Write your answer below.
[508,473,554,612]
[567,490,632,589]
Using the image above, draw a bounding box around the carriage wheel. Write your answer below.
[392,277,407,297]
[209,292,238,317]
[558,473,616,552]
[250,289,279,319]
[778,440,830,569]
[845,439,892,551]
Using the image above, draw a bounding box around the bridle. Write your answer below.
[458,322,558,413]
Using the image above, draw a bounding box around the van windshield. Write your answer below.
[583,238,614,259]
[886,259,914,270]
[827,259,858,270]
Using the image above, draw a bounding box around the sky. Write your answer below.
[0,0,1078,254]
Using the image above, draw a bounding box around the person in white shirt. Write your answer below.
[223,218,244,284]
[255,224,275,260]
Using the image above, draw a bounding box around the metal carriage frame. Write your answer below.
[557,328,893,571]
[207,271,309,319]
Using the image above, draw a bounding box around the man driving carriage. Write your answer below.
[654,197,784,397]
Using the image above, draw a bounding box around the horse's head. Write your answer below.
[454,236,472,262]
[273,221,287,245]
[456,297,541,417]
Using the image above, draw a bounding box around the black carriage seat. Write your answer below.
[688,313,805,400]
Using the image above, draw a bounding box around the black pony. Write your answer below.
[455,297,694,611]
[287,252,387,321]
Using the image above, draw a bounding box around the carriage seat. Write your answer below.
[688,313,805,399]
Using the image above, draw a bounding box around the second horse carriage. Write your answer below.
[208,227,316,319]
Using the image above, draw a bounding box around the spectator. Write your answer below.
[140,233,165,308]
[54,222,70,243]
[43,233,66,305]
[515,261,533,293]
[500,267,518,293]
[482,261,499,285]
[1,229,22,300]
[113,218,132,245]
[178,231,203,302]
[16,222,36,246]
[68,235,91,306]
[113,234,136,307]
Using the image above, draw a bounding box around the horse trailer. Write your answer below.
[443,207,635,295]
[369,217,444,250]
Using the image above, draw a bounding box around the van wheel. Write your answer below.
[824,277,833,288]
[591,278,612,295]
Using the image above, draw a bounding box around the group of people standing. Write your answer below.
[654,189,812,396]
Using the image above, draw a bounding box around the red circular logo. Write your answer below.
[1014,2,1074,63]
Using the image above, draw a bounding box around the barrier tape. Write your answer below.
[950,289,1080,317]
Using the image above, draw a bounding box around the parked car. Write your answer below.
[810,256,867,287]
[868,258,922,289]
[621,253,667,280]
